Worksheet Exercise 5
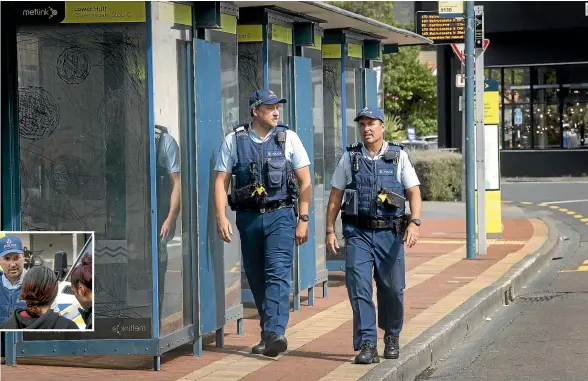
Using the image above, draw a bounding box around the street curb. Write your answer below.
[360,215,560,381]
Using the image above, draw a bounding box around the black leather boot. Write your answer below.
[262,332,288,357]
[252,339,265,354]
[384,335,399,359]
[354,341,380,364]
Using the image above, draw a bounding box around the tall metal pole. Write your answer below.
[465,1,476,259]
[475,16,487,254]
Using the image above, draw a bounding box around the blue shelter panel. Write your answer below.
[365,68,378,108]
[195,39,225,336]
[293,56,316,293]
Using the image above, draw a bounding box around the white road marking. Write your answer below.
[541,199,588,205]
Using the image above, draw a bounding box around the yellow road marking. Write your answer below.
[558,208,569,212]
[521,202,533,205]
[561,263,588,273]
[538,203,547,207]
[574,215,584,219]
[566,211,576,215]
[550,206,559,209]
[581,218,588,222]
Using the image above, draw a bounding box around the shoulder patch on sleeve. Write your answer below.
[232,123,249,133]
[388,141,405,149]
[277,122,290,130]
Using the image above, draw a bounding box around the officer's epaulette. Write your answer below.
[346,142,363,152]
[276,122,290,130]
[388,141,405,149]
[232,123,249,133]
[155,124,169,134]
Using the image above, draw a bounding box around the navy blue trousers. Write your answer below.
[236,207,296,338]
[343,224,406,351]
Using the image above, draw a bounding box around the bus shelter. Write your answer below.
[0,0,430,370]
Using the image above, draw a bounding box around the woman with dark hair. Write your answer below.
[1,266,78,329]
[70,255,93,329]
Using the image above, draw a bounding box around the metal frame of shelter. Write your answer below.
[0,0,430,371]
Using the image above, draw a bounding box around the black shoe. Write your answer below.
[262,332,288,357]
[384,335,399,359]
[354,341,380,364]
[252,339,265,355]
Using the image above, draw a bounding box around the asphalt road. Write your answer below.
[417,181,588,381]
[502,180,588,222]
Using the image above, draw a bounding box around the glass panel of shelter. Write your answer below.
[17,22,154,340]
[150,2,194,336]
[208,19,243,318]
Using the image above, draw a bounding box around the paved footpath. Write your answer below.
[1,204,551,381]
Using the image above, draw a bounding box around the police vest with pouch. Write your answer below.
[230,123,299,206]
[343,142,406,220]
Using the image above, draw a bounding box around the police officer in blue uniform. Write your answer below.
[214,89,312,357]
[0,235,27,326]
[325,106,422,364]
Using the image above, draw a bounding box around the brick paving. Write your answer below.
[1,218,540,381]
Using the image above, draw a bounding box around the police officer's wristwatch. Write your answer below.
[409,218,421,227]
[299,214,309,222]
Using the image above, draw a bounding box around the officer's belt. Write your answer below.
[342,215,406,230]
[234,200,293,213]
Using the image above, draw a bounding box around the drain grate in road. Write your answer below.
[516,292,567,303]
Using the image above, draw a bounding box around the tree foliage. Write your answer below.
[328,1,438,137]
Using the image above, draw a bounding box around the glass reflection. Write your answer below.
[151,5,193,335]
[209,26,242,312]
[268,38,292,125]
[303,45,326,275]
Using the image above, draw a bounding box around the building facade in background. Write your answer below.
[418,1,588,177]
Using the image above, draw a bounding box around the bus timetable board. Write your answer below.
[415,11,465,44]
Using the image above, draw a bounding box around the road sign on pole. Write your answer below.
[474,5,485,48]
[456,74,465,88]
[451,39,489,66]
[438,1,464,18]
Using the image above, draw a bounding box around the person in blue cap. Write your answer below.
[0,235,28,326]
[325,106,422,364]
[213,89,312,357]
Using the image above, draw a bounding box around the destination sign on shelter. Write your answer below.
[415,11,465,44]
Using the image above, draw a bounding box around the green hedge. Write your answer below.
[408,149,462,201]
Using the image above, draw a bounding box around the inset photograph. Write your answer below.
[0,231,94,331]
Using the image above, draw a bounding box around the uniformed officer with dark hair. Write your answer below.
[214,89,312,358]
[325,106,422,364]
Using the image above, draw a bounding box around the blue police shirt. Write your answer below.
[158,133,180,174]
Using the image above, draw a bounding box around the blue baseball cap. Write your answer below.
[0,236,24,258]
[249,89,287,109]
[354,106,385,123]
